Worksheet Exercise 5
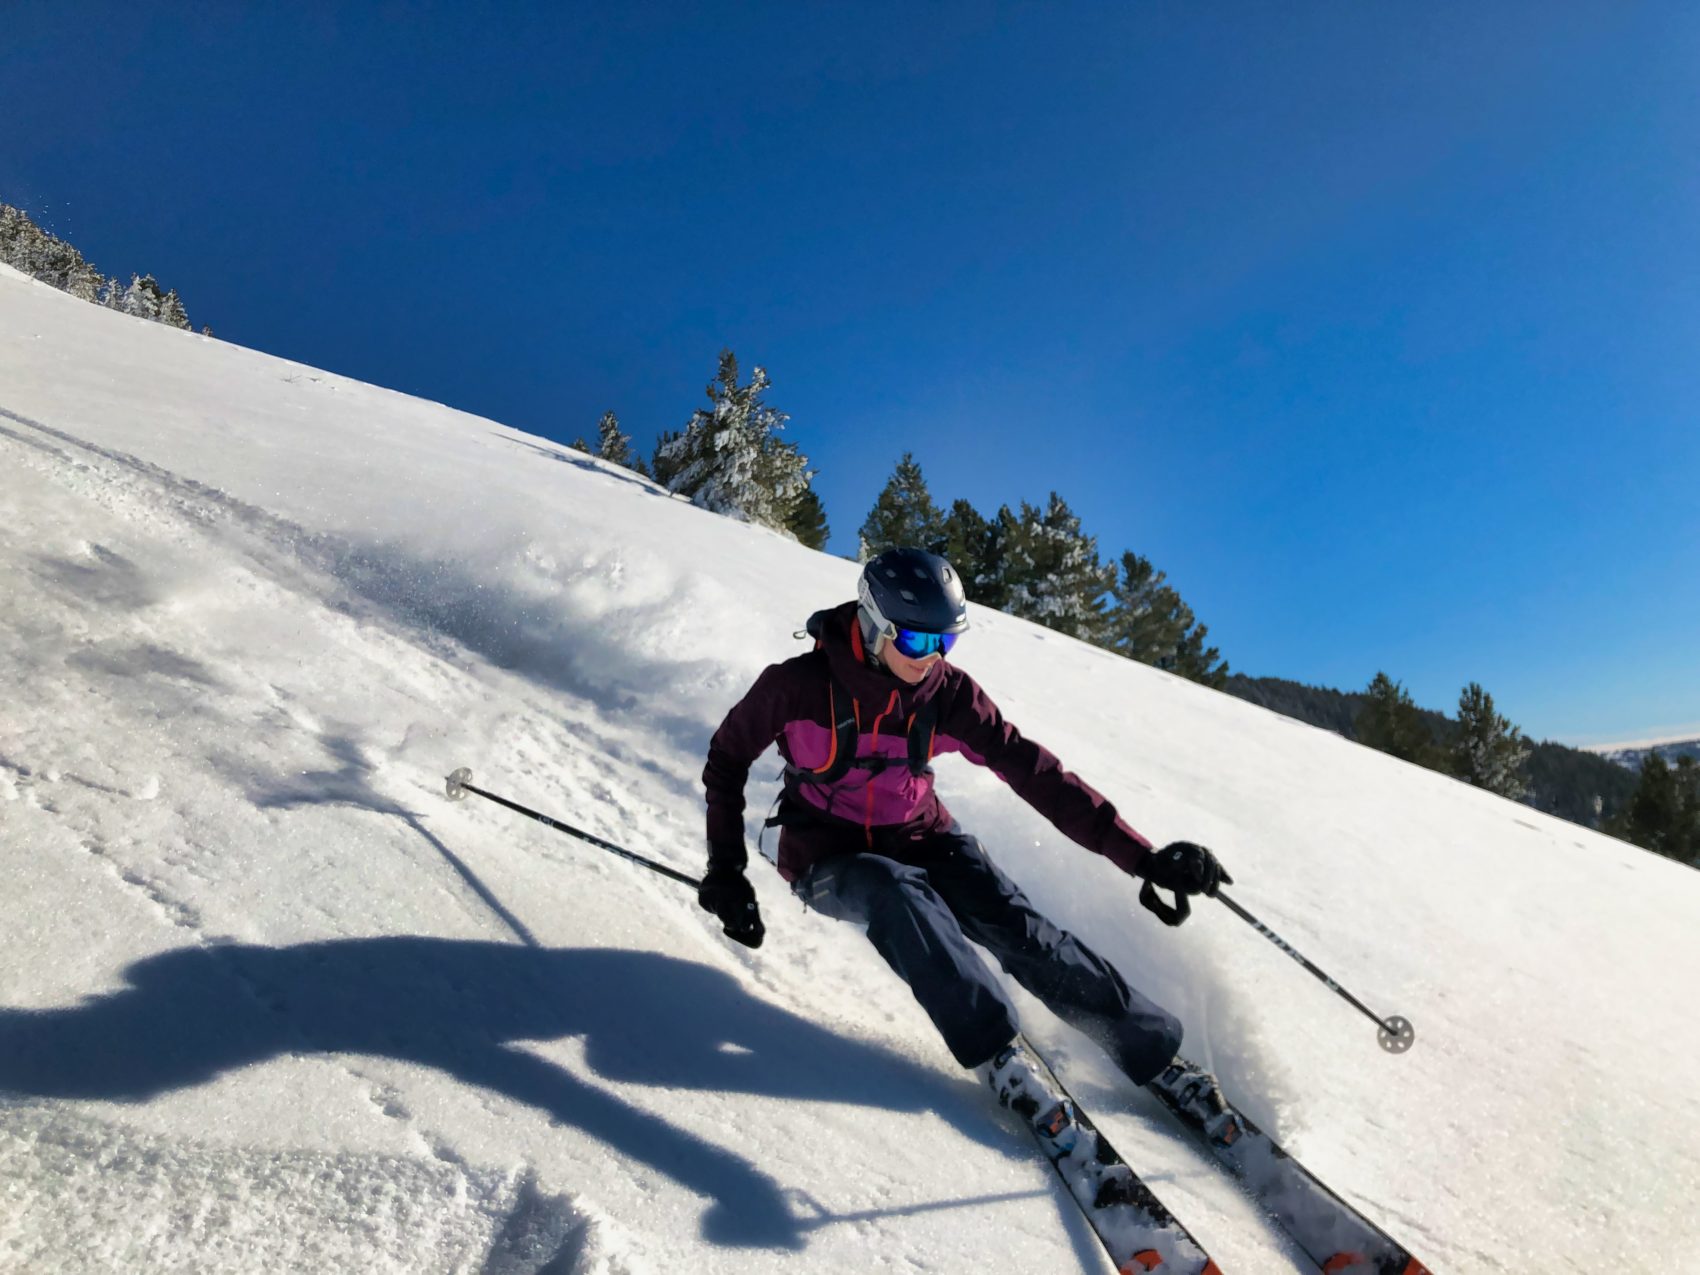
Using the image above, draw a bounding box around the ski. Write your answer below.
[1146,1058,1431,1275]
[993,1039,1223,1274]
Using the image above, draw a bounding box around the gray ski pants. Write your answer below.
[796,828,1182,1081]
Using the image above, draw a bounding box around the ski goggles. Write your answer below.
[890,627,959,659]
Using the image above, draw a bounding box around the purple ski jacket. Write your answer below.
[703,601,1155,884]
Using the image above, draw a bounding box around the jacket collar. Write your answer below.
[816,600,948,707]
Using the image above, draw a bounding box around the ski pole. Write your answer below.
[1214,889,1416,1054]
[443,767,701,888]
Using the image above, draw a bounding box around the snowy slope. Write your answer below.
[3,261,1698,1274]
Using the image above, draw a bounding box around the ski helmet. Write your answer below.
[857,547,970,654]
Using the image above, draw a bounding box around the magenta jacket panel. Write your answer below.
[703,602,1154,883]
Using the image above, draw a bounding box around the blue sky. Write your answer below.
[5,3,1696,745]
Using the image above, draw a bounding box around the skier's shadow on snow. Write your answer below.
[0,938,1008,1252]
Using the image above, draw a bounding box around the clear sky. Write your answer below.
[4,3,1696,746]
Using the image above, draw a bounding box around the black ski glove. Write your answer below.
[1138,841,1233,927]
[698,863,765,949]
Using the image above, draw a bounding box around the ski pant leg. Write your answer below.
[798,852,1018,1069]
[923,829,1183,1086]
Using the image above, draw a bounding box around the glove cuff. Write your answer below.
[706,840,748,874]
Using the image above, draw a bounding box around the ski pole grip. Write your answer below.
[1139,879,1191,927]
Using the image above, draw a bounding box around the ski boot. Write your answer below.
[1149,1057,1246,1149]
[978,1040,1080,1155]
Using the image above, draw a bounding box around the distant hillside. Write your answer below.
[1595,738,1700,771]
[1224,674,1638,831]
[1222,675,1452,741]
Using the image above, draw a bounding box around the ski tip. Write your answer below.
[1118,1252,1163,1273]
[445,767,472,801]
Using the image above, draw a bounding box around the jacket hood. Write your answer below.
[806,600,950,708]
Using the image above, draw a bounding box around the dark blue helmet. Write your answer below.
[857,547,970,651]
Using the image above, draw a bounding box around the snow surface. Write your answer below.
[3,260,1698,1273]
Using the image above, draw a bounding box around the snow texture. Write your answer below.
[2,260,1699,1272]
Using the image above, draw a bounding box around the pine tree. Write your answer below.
[858,452,944,559]
[159,288,190,329]
[999,493,1115,642]
[656,350,811,535]
[1170,617,1230,689]
[1678,757,1700,865]
[66,260,102,302]
[1104,552,1188,665]
[123,274,164,321]
[786,486,831,550]
[0,203,198,328]
[649,430,682,486]
[595,411,634,467]
[1356,672,1436,764]
[941,499,1005,608]
[568,437,590,453]
[1450,682,1531,799]
[755,432,822,540]
[1614,755,1700,864]
[1098,551,1229,686]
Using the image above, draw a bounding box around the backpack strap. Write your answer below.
[905,692,940,778]
[785,613,940,796]
[788,674,938,790]
[795,674,860,786]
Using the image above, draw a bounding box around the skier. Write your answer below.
[695,546,1232,1098]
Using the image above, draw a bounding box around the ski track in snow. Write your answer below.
[3,265,1699,1272]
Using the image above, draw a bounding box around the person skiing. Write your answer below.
[695,546,1231,1096]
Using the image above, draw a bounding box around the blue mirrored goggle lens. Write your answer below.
[891,628,958,659]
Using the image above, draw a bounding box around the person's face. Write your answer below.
[880,640,941,685]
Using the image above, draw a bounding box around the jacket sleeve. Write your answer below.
[945,673,1153,877]
[702,662,794,872]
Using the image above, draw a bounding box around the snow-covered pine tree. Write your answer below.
[595,411,634,467]
[1356,672,1435,764]
[656,350,812,536]
[1451,682,1531,799]
[0,203,81,291]
[123,274,164,322]
[568,437,591,453]
[0,205,24,265]
[66,260,102,303]
[158,288,190,329]
[755,432,824,543]
[858,452,944,560]
[1000,493,1114,642]
[0,204,195,328]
